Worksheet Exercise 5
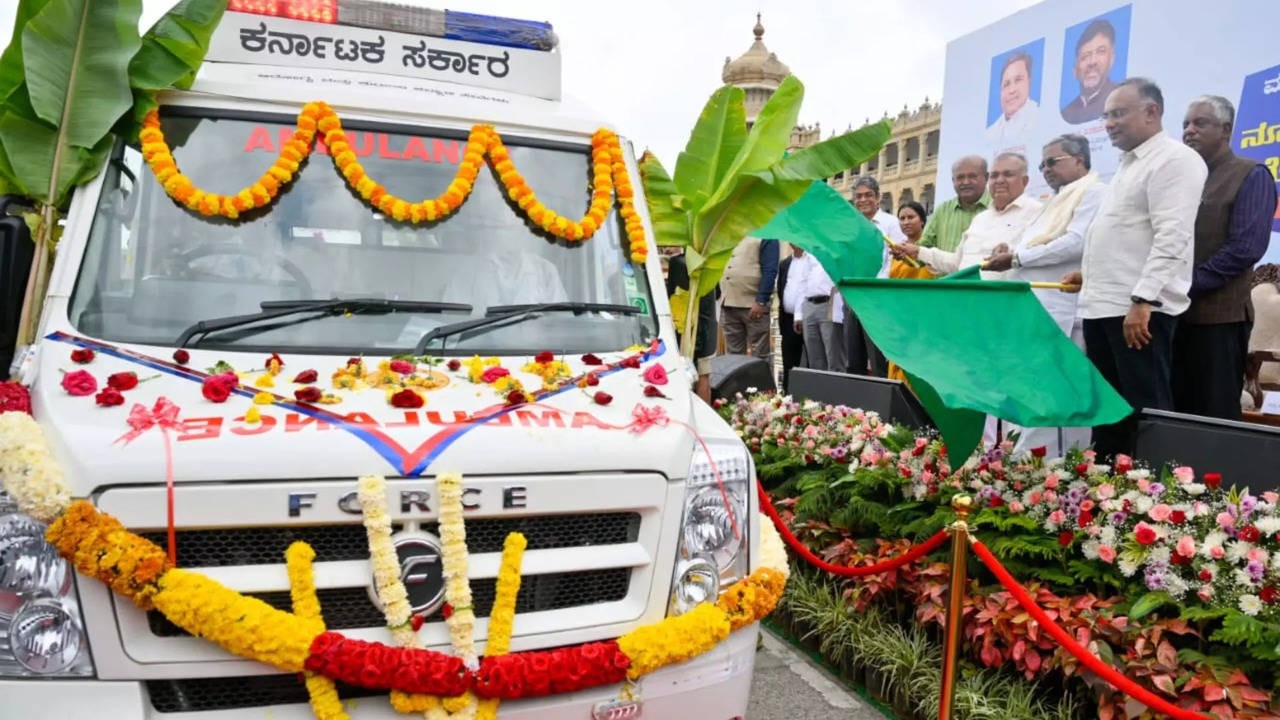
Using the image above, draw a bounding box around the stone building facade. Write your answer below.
[827,100,943,214]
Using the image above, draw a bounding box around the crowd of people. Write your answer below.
[679,76,1278,461]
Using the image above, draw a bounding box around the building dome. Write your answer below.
[722,14,790,87]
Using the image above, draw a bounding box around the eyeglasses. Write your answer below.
[1038,155,1073,171]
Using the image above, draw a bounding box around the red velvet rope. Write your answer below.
[970,539,1210,720]
[757,480,948,576]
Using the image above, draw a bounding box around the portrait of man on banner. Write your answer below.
[985,39,1045,154]
[1059,5,1132,125]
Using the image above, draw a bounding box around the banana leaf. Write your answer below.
[123,0,228,134]
[672,85,746,214]
[638,152,690,247]
[0,0,52,105]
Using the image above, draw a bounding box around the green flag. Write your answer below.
[751,181,884,280]
[837,277,1131,464]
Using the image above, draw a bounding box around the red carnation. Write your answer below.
[1199,568,1214,582]
[410,614,425,631]
[1114,456,1133,474]
[481,366,509,383]
[0,381,32,414]
[61,369,98,396]
[1170,552,1192,566]
[506,389,527,406]
[295,386,323,403]
[1262,587,1279,605]
[108,371,139,391]
[95,387,125,407]
[264,353,285,369]
[70,348,95,364]
[1059,531,1075,546]
[1030,446,1047,458]
[292,369,318,383]
[535,351,555,364]
[1077,509,1093,528]
[389,359,414,375]
[1204,472,1222,490]
[447,359,462,371]
[593,391,612,406]
[585,373,600,387]
[1240,525,1262,543]
[988,495,1005,508]
[201,372,237,403]
[347,357,362,367]
[581,353,603,366]
[442,603,453,619]
[172,349,190,365]
[1135,522,1158,546]
[1170,510,1187,524]
[390,388,423,408]
[1075,463,1090,476]
[643,384,667,398]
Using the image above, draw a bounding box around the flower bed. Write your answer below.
[723,392,1280,719]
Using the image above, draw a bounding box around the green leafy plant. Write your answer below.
[640,78,889,359]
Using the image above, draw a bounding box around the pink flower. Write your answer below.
[1265,492,1280,505]
[1176,535,1196,558]
[1198,584,1214,602]
[1210,545,1225,560]
[388,359,414,375]
[60,370,97,396]
[1029,491,1043,505]
[1008,501,1025,514]
[1043,475,1060,490]
[990,460,1003,473]
[1217,512,1236,529]
[1192,501,1209,516]
[1114,454,1133,473]
[1172,466,1195,483]
[1148,504,1173,522]
[1097,545,1117,563]
[1248,547,1268,563]
[1049,510,1066,525]
[641,363,668,386]
[1096,483,1115,500]
[480,366,510,383]
[1044,490,1058,504]
[1080,499,1095,512]
[1137,478,1151,493]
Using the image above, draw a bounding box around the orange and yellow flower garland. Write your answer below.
[287,542,350,720]
[139,102,648,263]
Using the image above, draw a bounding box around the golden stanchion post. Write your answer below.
[938,494,973,720]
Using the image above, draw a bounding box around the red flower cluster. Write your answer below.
[619,356,641,369]
[643,385,666,398]
[534,351,555,364]
[580,353,603,366]
[1170,510,1187,524]
[1262,587,1279,605]
[1240,525,1262,543]
[1204,472,1222,490]
[292,369,318,383]
[505,389,527,406]
[1074,463,1090,476]
[0,381,31,414]
[447,359,462,371]
[202,372,238,403]
[108,372,139,391]
[95,387,125,407]
[473,641,629,699]
[264,353,285,369]
[1135,524,1158,546]
[389,388,423,408]
[304,632,469,696]
[481,366,510,383]
[172,349,190,365]
[389,359,414,375]
[70,348,95,364]
[295,386,323,403]
[1058,531,1075,546]
[592,391,612,406]
[1029,446,1047,458]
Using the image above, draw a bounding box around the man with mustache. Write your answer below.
[1062,19,1119,125]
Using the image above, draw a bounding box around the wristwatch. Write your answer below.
[1010,253,1021,270]
[1130,295,1163,308]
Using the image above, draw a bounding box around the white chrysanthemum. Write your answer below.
[1240,594,1263,616]
[1202,531,1228,558]
[1234,569,1257,588]
[1126,469,1151,481]
[1166,574,1189,599]
[1119,558,1139,577]
[1255,517,1280,535]
[1271,551,1280,570]
[1082,540,1100,559]
[1046,457,1065,469]
[1100,526,1118,546]
[1227,540,1255,564]
[1184,483,1206,496]
[759,516,790,579]
[1149,547,1172,565]
[1134,496,1155,514]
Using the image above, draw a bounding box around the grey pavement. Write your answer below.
[748,628,889,719]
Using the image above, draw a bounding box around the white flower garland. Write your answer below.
[758,514,790,580]
[0,411,71,522]
[437,473,478,669]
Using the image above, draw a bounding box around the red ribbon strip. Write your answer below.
[115,397,183,564]
[970,539,1210,720]
[757,480,948,576]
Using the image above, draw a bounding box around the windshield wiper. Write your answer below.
[177,297,473,348]
[413,302,642,355]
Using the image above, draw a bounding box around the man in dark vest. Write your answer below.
[1174,95,1278,419]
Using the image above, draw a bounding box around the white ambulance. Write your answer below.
[2,4,758,718]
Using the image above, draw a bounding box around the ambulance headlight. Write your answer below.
[668,444,751,616]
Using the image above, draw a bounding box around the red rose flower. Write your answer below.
[61,370,98,396]
[295,386,323,403]
[390,388,423,408]
[1262,587,1279,605]
[585,373,600,387]
[1075,463,1090,476]
[1058,531,1075,546]
[108,371,139,391]
[989,495,1005,508]
[481,366,510,383]
[1030,446,1047,458]
[0,381,32,414]
[389,359,414,375]
[1240,525,1262,543]
[1170,552,1192,566]
[292,369,318,383]
[1204,472,1222,490]
[172,349,190,365]
[1114,457,1133,474]
[447,359,462,371]
[70,348,95,364]
[442,603,453,619]
[1135,523,1158,546]
[620,356,641,369]
[535,351,554,364]
[1199,568,1214,582]
[1170,510,1187,524]
[1077,509,1093,528]
[593,391,612,405]
[642,363,668,385]
[201,372,237,403]
[505,389,527,406]
[347,357,362,367]
[581,353,603,366]
[264,353,285,369]
[643,384,667,398]
[95,387,125,407]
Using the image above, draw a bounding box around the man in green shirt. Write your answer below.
[920,156,992,252]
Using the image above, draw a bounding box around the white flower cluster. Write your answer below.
[0,411,71,522]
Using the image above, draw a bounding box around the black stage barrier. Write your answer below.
[787,368,934,430]
[1136,409,1280,491]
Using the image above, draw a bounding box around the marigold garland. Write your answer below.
[476,532,526,720]
[286,542,350,720]
[1,410,71,523]
[44,500,171,609]
[140,103,648,263]
[615,602,730,679]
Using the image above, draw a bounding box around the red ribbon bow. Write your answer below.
[628,403,669,434]
[116,397,183,564]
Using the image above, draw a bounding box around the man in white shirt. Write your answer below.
[791,250,843,372]
[985,134,1106,456]
[1060,78,1209,459]
[896,153,1043,279]
[842,176,906,376]
[985,51,1040,153]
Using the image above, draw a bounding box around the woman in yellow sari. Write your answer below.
[887,201,933,382]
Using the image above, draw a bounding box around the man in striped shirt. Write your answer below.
[919,156,992,252]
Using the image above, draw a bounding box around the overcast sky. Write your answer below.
[0,0,1042,165]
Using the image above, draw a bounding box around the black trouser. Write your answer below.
[779,310,804,392]
[1083,313,1178,460]
[842,304,888,377]
[1172,320,1251,421]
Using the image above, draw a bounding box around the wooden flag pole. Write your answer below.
[884,234,924,268]
[1028,282,1079,290]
